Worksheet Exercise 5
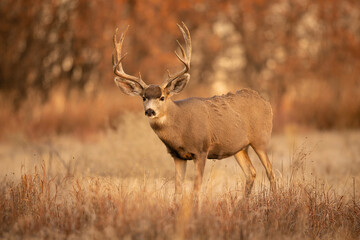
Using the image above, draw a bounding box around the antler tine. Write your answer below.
[174,51,187,66]
[162,22,192,86]
[178,22,191,60]
[113,27,127,70]
[113,26,148,88]
[176,40,186,59]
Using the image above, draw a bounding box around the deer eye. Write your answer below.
[160,96,165,101]
[143,97,146,102]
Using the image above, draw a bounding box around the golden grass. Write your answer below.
[0,162,359,240]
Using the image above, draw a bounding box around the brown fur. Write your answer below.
[144,85,162,99]
[146,88,276,197]
[151,88,272,161]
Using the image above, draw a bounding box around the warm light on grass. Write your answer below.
[0,162,359,239]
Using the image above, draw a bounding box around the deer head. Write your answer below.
[112,23,191,120]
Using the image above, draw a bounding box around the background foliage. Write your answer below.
[1,0,360,138]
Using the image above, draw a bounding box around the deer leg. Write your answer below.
[174,158,187,195]
[252,146,276,192]
[193,155,206,196]
[234,149,257,197]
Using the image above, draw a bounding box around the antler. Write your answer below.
[162,22,191,87]
[113,26,148,89]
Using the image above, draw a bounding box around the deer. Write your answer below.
[112,23,276,198]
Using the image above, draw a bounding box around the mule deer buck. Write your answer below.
[112,23,275,197]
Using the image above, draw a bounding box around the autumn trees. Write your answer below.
[0,0,359,128]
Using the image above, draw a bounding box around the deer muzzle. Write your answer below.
[145,108,156,117]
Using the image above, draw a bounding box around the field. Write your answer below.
[1,0,360,239]
[0,113,359,239]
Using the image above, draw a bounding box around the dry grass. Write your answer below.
[0,163,359,239]
[0,113,360,239]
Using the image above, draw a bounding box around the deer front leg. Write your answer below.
[174,158,187,195]
[193,155,207,196]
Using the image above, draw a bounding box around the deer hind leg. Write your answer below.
[234,148,257,197]
[252,146,276,192]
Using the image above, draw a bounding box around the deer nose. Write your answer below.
[145,108,156,117]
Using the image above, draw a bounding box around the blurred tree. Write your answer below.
[222,0,360,128]
[0,0,122,107]
[0,0,359,128]
[0,0,227,106]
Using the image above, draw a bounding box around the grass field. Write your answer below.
[0,113,359,239]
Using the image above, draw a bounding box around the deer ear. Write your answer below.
[114,77,144,97]
[163,73,190,97]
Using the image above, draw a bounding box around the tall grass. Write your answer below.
[0,163,358,239]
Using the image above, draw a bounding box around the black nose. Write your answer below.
[145,108,156,117]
